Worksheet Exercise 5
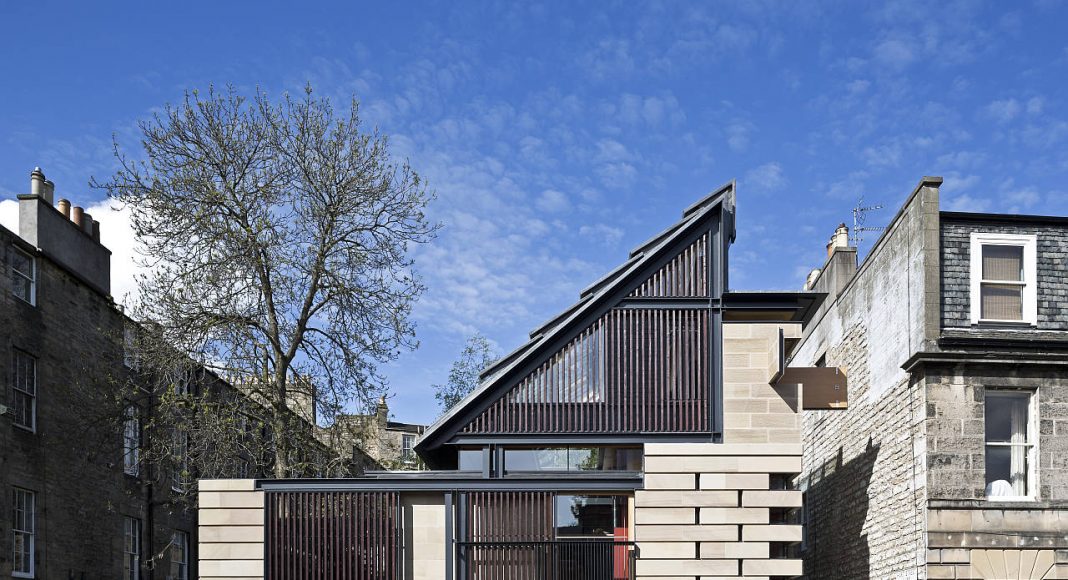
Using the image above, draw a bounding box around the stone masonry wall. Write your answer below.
[793,182,940,579]
[1,226,198,578]
[199,479,265,579]
[941,218,1068,330]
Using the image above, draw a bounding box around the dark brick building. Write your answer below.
[794,177,1068,579]
[2,169,198,579]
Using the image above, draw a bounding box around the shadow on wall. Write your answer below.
[804,439,880,580]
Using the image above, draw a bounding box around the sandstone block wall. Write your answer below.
[636,443,804,579]
[199,479,265,579]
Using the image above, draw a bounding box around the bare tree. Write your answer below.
[433,334,498,413]
[96,85,437,478]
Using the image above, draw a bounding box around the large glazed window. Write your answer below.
[503,447,642,473]
[984,390,1036,499]
[464,308,709,434]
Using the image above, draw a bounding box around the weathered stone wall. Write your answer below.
[793,181,941,579]
[923,363,1068,502]
[941,217,1068,330]
[1,225,197,578]
[926,506,1068,579]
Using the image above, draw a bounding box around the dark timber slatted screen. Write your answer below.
[463,308,709,434]
[462,491,554,580]
[629,233,708,297]
[266,491,399,580]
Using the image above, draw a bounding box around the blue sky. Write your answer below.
[2,1,1067,425]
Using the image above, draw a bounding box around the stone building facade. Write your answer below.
[1,169,200,578]
[794,176,1068,579]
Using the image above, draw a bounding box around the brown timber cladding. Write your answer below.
[463,308,709,433]
[629,233,709,298]
[265,491,399,580]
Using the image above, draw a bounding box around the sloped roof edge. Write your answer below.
[417,183,734,454]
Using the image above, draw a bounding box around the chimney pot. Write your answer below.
[81,212,94,235]
[92,220,101,243]
[41,180,55,205]
[71,206,84,228]
[57,199,71,218]
[30,168,45,197]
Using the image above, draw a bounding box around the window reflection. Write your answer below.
[504,447,642,473]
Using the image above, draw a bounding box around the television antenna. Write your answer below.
[852,199,885,247]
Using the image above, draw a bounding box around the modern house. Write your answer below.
[199,182,849,580]
[794,177,1068,579]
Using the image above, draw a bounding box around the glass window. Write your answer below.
[513,326,605,403]
[170,530,189,580]
[505,448,569,472]
[123,324,139,369]
[504,446,642,473]
[554,495,627,538]
[970,233,1036,324]
[123,517,141,580]
[12,487,35,578]
[458,448,484,471]
[123,405,140,476]
[12,349,36,431]
[401,434,416,459]
[172,429,190,492]
[985,390,1035,498]
[11,247,35,305]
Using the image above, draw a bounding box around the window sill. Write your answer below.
[972,320,1037,328]
[13,423,36,434]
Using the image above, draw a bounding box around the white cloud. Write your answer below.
[726,121,753,152]
[872,38,916,69]
[578,223,624,247]
[985,98,1021,123]
[944,194,992,213]
[744,162,787,195]
[1026,96,1045,115]
[536,189,571,213]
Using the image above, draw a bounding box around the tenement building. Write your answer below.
[198,181,850,579]
[794,177,1068,579]
[1,168,205,578]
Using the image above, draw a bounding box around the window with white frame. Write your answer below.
[172,429,190,492]
[970,233,1037,325]
[169,530,189,580]
[12,349,36,431]
[123,405,140,476]
[12,487,35,578]
[985,390,1037,499]
[11,246,36,305]
[123,517,141,580]
[123,323,140,370]
[401,433,416,460]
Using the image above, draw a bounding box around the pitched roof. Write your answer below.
[416,181,736,456]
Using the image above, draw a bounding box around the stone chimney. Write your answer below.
[805,223,857,301]
[16,167,111,294]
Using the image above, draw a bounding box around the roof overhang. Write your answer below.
[721,291,826,324]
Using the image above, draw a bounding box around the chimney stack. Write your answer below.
[17,167,112,294]
[42,180,55,205]
[826,223,849,257]
[30,167,45,197]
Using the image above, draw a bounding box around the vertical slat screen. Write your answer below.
[629,233,708,297]
[462,492,554,580]
[266,491,399,580]
[462,308,709,434]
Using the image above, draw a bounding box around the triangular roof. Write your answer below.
[416,181,736,463]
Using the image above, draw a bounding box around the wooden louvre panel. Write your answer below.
[629,232,709,298]
[266,491,398,580]
[463,308,709,434]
